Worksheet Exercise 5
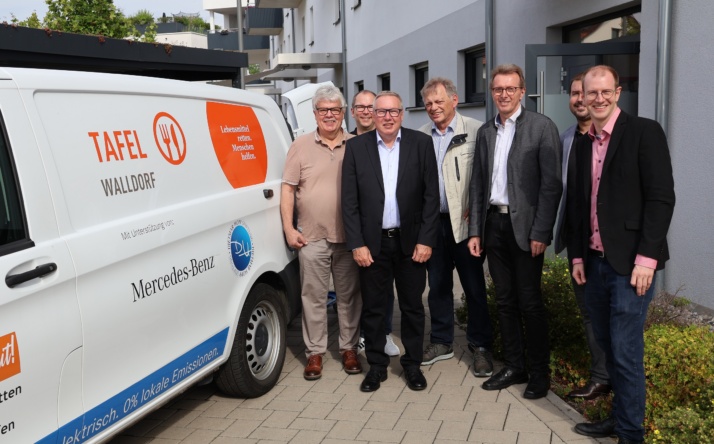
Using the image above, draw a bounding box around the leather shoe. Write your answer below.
[567,381,611,400]
[617,439,643,444]
[574,417,616,438]
[523,376,550,399]
[482,367,529,391]
[303,355,322,380]
[342,349,362,374]
[404,367,427,391]
[360,368,387,392]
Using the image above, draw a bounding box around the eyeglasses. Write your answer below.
[374,108,402,117]
[585,89,617,101]
[315,107,345,116]
[491,87,522,96]
[352,105,373,112]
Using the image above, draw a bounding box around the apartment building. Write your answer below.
[204,0,714,313]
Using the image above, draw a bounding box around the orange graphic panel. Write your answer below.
[0,332,21,382]
[206,102,268,188]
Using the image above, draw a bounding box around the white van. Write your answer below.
[0,68,301,443]
[281,81,346,138]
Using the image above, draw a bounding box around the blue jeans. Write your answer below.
[426,215,493,348]
[585,255,654,442]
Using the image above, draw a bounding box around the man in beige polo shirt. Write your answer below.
[280,84,362,380]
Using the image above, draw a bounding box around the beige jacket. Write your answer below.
[420,112,483,243]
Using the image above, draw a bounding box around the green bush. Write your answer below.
[456,256,714,440]
[644,324,714,443]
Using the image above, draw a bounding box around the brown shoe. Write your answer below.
[304,355,323,380]
[342,349,362,374]
[567,381,611,400]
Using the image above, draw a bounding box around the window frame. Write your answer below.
[463,46,487,106]
[413,62,429,108]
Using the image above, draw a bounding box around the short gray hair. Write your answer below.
[312,84,346,109]
[421,77,457,100]
[373,90,403,109]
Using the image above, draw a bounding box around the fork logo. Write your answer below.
[152,112,187,165]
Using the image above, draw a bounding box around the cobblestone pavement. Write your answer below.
[112,288,616,444]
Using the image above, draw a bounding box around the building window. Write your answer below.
[464,47,486,104]
[355,81,364,92]
[379,73,390,92]
[413,63,429,107]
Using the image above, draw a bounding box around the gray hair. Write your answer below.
[373,90,403,109]
[312,84,346,109]
[421,77,457,100]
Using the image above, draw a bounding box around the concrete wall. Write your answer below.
[665,0,714,310]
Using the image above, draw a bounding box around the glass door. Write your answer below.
[525,42,640,134]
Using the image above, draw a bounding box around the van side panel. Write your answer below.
[8,70,296,443]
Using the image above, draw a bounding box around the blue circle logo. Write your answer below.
[229,221,254,275]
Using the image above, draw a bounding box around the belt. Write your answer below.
[382,228,400,238]
[489,205,509,214]
[589,248,605,258]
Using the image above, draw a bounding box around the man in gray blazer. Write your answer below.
[467,64,561,399]
[553,72,610,401]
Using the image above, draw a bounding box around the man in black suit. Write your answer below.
[342,91,439,392]
[569,65,675,444]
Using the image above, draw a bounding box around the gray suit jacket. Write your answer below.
[468,107,562,252]
[553,124,577,253]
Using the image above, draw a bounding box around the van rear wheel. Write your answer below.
[215,283,286,398]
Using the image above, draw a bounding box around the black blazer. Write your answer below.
[568,110,675,275]
[341,128,439,257]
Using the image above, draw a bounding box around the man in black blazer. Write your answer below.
[569,66,675,444]
[342,91,439,392]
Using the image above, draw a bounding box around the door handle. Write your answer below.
[263,189,274,199]
[6,262,58,288]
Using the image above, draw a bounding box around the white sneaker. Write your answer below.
[384,334,400,356]
[357,336,365,356]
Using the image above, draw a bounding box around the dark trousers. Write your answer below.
[567,254,609,384]
[360,234,426,370]
[484,212,550,376]
[426,215,493,348]
[585,255,653,442]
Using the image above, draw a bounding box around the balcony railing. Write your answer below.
[245,7,283,35]
[207,31,269,51]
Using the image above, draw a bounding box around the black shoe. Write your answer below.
[360,368,387,392]
[618,438,643,444]
[523,376,550,399]
[482,367,529,391]
[574,417,616,438]
[404,367,427,391]
[567,381,612,400]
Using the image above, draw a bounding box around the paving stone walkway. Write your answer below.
[112,286,615,444]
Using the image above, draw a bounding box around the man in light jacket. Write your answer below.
[419,77,494,377]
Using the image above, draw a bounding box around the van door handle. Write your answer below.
[5,262,58,288]
[263,189,274,199]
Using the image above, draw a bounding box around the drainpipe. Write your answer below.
[291,8,297,91]
[236,0,245,88]
[655,0,673,293]
[340,0,349,131]
[485,0,494,120]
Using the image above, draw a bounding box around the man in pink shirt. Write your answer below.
[568,65,675,444]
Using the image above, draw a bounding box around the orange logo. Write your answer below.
[206,102,268,188]
[153,112,187,165]
[0,332,21,382]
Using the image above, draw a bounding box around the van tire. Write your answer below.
[216,283,287,398]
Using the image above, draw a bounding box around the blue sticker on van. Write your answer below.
[228,221,254,276]
[37,328,228,444]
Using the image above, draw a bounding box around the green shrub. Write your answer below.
[644,324,714,443]
[456,256,714,440]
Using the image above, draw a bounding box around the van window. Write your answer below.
[0,113,31,254]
